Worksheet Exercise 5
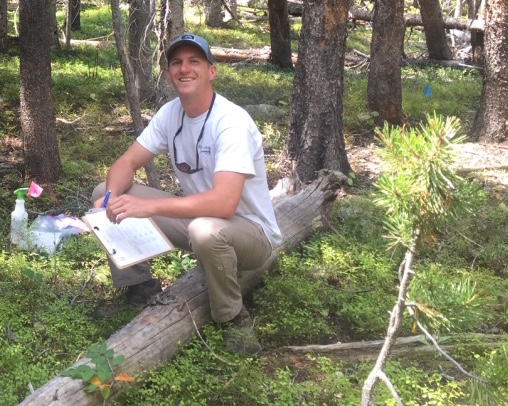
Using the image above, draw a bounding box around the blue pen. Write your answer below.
[101,190,111,208]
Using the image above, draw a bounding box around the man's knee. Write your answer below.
[187,217,225,252]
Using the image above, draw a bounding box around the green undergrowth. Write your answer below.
[111,193,508,405]
[2,189,507,405]
[0,236,196,405]
[112,325,493,406]
[0,249,135,405]
[343,66,482,133]
[255,197,402,345]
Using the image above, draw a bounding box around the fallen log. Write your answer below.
[19,169,347,406]
[281,333,508,362]
[210,46,373,67]
[349,7,484,31]
[209,45,297,64]
[282,333,506,353]
[402,57,482,70]
[287,2,485,32]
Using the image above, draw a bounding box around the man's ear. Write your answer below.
[209,64,217,80]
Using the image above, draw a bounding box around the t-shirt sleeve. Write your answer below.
[137,103,174,155]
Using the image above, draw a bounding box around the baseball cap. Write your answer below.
[166,33,214,65]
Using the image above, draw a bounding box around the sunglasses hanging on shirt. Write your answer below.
[173,93,216,174]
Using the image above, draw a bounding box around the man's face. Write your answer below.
[167,46,216,98]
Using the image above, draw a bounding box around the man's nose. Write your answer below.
[180,60,191,71]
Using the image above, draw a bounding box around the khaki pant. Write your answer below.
[92,183,272,323]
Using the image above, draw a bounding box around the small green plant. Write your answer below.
[255,223,399,344]
[409,267,492,334]
[21,268,44,284]
[362,113,484,403]
[151,249,197,281]
[347,171,356,186]
[358,110,379,126]
[374,113,476,249]
[470,345,508,405]
[255,256,342,345]
[60,342,133,401]
[261,122,286,152]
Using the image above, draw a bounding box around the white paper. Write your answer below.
[83,210,173,269]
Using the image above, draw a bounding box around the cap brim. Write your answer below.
[166,41,213,65]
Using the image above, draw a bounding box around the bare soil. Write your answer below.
[346,140,508,197]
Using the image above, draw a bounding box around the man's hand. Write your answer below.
[93,196,105,210]
[99,141,156,219]
[106,194,154,224]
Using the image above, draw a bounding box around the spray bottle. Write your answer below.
[11,188,29,245]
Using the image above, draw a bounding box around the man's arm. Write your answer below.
[106,169,246,224]
[93,141,155,208]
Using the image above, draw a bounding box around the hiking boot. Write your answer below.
[223,305,262,357]
[126,278,162,304]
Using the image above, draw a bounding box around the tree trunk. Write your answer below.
[128,0,155,103]
[49,0,61,49]
[471,0,508,143]
[268,0,293,68]
[212,45,296,63]
[286,0,351,184]
[471,0,485,65]
[419,0,452,60]
[111,0,160,189]
[155,0,183,109]
[18,170,347,406]
[71,0,80,30]
[225,0,237,20]
[0,0,8,53]
[65,0,72,48]
[450,0,462,47]
[205,0,223,27]
[367,0,405,126]
[19,0,63,183]
[466,0,475,18]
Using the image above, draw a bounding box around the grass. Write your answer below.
[215,63,294,106]
[1,2,507,405]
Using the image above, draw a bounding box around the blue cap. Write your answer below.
[166,33,214,65]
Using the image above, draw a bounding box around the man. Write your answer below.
[92,33,282,356]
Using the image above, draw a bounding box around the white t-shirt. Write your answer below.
[137,93,282,247]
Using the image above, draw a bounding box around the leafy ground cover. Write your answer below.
[0,3,507,405]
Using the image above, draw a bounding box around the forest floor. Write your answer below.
[346,139,508,197]
[259,137,508,376]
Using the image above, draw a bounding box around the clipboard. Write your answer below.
[82,210,174,269]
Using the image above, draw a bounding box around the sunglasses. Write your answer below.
[173,93,216,174]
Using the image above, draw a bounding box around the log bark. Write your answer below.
[282,333,506,352]
[19,169,347,406]
[282,333,507,363]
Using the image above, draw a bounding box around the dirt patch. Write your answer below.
[346,141,508,196]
